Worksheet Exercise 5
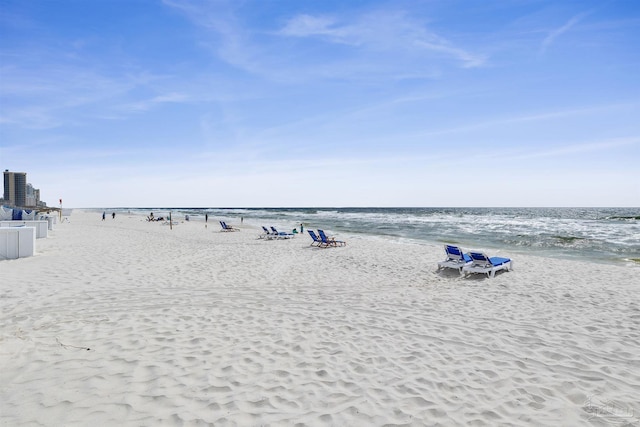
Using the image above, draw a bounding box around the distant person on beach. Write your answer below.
[112,212,115,219]
[102,212,106,221]
[205,213,208,228]
[300,223,304,233]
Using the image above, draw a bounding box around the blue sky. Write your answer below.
[1,0,639,207]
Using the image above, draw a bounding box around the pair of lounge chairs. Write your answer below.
[220,221,239,232]
[438,244,512,278]
[308,229,346,248]
[261,226,294,239]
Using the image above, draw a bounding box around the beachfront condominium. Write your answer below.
[4,170,27,207]
[3,170,47,208]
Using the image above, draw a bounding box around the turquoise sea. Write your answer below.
[112,207,639,265]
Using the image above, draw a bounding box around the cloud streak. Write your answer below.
[164,1,485,83]
[279,10,486,68]
[119,92,190,112]
[540,11,590,54]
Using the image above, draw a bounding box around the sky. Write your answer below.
[1,0,639,208]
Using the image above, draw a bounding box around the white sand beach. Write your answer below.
[1,210,639,426]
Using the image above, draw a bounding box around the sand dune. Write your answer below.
[1,211,639,426]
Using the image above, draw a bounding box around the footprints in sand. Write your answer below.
[3,214,640,426]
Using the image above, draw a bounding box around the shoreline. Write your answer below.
[84,207,640,267]
[1,210,639,425]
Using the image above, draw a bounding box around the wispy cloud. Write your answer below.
[471,136,640,164]
[162,0,259,73]
[164,1,485,82]
[279,10,486,68]
[0,45,189,128]
[540,11,590,54]
[278,14,339,39]
[406,102,640,140]
[120,92,189,112]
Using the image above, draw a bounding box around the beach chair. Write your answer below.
[260,226,280,239]
[307,230,324,246]
[317,229,346,247]
[437,244,472,275]
[226,221,239,231]
[260,226,271,239]
[270,227,294,239]
[220,221,239,232]
[463,251,513,278]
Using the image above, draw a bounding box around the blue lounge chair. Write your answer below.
[260,226,282,239]
[317,229,346,247]
[307,230,323,246]
[270,226,294,239]
[260,226,273,239]
[437,244,472,275]
[463,251,512,278]
[220,221,239,232]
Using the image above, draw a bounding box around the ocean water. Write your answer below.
[117,207,640,265]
